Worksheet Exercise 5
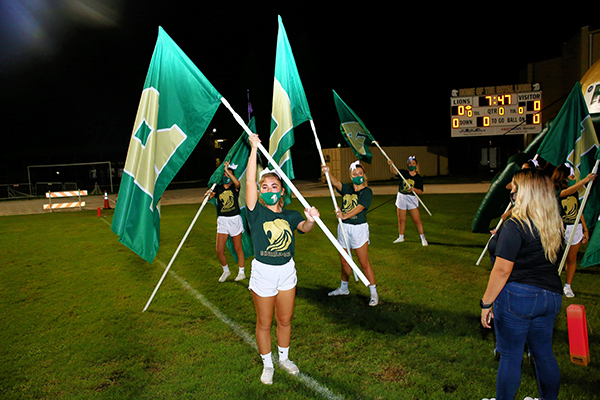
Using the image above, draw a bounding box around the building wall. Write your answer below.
[321,146,449,183]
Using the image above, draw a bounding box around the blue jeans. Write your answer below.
[494,282,562,400]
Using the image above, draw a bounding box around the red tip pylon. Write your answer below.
[103,191,111,209]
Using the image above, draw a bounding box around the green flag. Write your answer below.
[536,81,600,231]
[269,15,311,206]
[333,90,376,164]
[111,27,222,263]
[208,118,260,262]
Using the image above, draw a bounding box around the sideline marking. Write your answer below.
[102,210,343,399]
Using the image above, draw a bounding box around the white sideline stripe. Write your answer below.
[156,259,344,400]
[99,216,342,399]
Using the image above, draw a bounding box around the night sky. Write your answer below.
[1,1,597,183]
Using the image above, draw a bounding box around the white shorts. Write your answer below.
[395,192,419,210]
[216,215,244,236]
[564,223,583,245]
[249,258,297,297]
[337,222,370,249]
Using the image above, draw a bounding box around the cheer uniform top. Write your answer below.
[247,202,304,265]
[396,169,423,196]
[336,183,373,225]
[214,184,241,217]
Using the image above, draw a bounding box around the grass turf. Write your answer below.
[1,193,598,399]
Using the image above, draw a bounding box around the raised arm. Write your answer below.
[245,134,260,211]
[321,165,342,191]
[224,162,241,190]
[560,173,597,197]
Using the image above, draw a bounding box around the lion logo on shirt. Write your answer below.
[263,219,293,252]
[342,194,358,213]
[561,195,579,223]
[218,190,235,212]
[402,178,415,193]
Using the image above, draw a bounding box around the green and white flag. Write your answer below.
[112,27,222,263]
[333,90,376,164]
[208,118,260,262]
[269,15,311,206]
[536,81,600,230]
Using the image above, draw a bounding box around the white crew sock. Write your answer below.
[278,346,289,362]
[369,284,377,296]
[420,234,426,240]
[340,280,349,290]
[222,265,229,272]
[398,234,404,240]
[261,352,273,368]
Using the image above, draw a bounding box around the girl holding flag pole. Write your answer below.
[323,161,379,307]
[245,133,320,385]
[204,161,246,282]
[551,163,597,298]
[389,156,428,246]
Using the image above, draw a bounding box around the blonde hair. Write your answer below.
[511,169,564,263]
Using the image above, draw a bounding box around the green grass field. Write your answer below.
[1,193,599,399]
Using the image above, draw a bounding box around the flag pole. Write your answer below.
[558,159,600,275]
[309,120,358,281]
[372,141,432,216]
[476,203,512,265]
[220,97,371,286]
[143,183,217,312]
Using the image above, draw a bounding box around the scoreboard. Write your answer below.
[450,85,542,137]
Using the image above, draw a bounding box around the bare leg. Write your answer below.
[408,208,424,235]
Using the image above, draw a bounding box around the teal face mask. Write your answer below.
[351,176,365,185]
[408,165,417,171]
[260,190,282,206]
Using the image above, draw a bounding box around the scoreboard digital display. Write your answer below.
[450,86,542,137]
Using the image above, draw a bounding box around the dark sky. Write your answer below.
[0,0,597,181]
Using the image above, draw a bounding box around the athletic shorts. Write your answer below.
[337,222,370,249]
[249,258,297,297]
[564,223,583,245]
[395,192,419,210]
[216,215,244,236]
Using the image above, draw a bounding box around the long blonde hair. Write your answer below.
[511,168,563,263]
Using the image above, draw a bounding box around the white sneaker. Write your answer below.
[393,236,404,243]
[218,270,230,283]
[234,271,246,281]
[279,359,300,375]
[564,284,575,298]
[421,238,428,246]
[523,397,538,400]
[260,367,274,385]
[369,293,379,307]
[328,287,350,296]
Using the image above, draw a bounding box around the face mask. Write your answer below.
[261,190,282,206]
[222,176,232,185]
[509,190,518,206]
[352,175,365,185]
[408,165,417,171]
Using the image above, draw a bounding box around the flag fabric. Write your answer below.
[536,81,600,231]
[111,27,222,263]
[332,90,376,164]
[269,15,312,206]
[208,118,260,262]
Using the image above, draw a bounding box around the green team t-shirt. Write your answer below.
[214,184,241,217]
[247,202,305,265]
[397,169,423,196]
[337,183,373,225]
[559,191,581,225]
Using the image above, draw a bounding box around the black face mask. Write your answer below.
[509,190,518,207]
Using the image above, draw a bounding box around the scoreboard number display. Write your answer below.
[450,86,542,137]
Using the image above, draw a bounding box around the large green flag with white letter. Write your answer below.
[536,81,600,231]
[112,27,222,263]
[333,90,375,164]
[269,15,311,206]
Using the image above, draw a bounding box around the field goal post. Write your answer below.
[27,161,114,196]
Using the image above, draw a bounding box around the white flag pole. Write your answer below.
[309,120,357,281]
[143,182,217,312]
[220,97,371,286]
[476,203,512,266]
[558,159,600,275]
[372,141,432,216]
